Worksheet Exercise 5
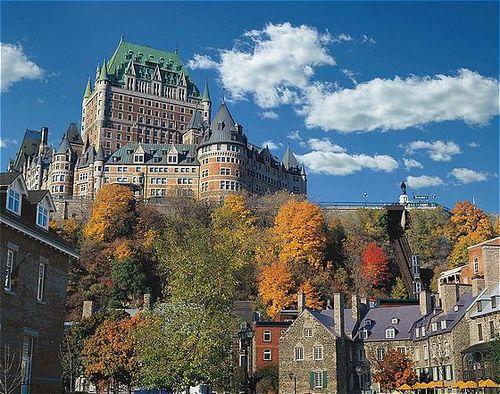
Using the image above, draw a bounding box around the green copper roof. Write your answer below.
[99,59,109,81]
[202,80,211,103]
[83,78,92,98]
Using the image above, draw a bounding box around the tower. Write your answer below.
[201,79,212,124]
[197,103,247,201]
[82,78,92,141]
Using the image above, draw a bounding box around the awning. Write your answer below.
[479,379,499,388]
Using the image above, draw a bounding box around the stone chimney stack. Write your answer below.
[82,300,94,319]
[333,293,345,337]
[352,294,362,323]
[439,283,472,313]
[419,290,432,316]
[297,291,306,313]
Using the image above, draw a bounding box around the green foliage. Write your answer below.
[110,258,147,307]
[256,364,279,394]
[390,277,409,299]
[485,335,500,382]
[406,208,451,269]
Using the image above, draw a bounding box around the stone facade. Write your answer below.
[0,172,78,393]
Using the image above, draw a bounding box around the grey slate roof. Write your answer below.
[26,190,49,205]
[282,145,300,169]
[355,304,422,341]
[65,123,84,146]
[0,171,22,186]
[210,102,236,132]
[107,143,198,165]
[56,135,74,154]
[12,129,42,170]
[468,283,500,318]
[310,308,357,338]
[187,108,204,130]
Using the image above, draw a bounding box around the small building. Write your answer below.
[252,320,291,373]
[0,172,78,393]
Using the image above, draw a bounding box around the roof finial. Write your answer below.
[120,34,125,43]
[222,87,226,103]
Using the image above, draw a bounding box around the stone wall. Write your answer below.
[52,198,93,221]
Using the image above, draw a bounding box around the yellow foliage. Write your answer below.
[83,184,135,243]
[113,240,133,262]
[258,260,294,317]
[273,200,327,269]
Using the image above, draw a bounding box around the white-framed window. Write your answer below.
[415,347,420,361]
[473,257,479,274]
[421,326,426,336]
[294,346,304,361]
[36,204,49,229]
[313,371,324,388]
[364,319,372,326]
[397,346,406,355]
[360,329,369,339]
[36,262,46,301]
[313,345,324,361]
[432,322,438,332]
[415,328,420,338]
[391,317,399,325]
[303,328,313,338]
[376,347,385,360]
[4,249,15,291]
[263,330,271,342]
[263,349,272,361]
[441,320,447,329]
[385,327,396,339]
[423,345,429,360]
[6,187,21,215]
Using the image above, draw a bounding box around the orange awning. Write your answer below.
[463,380,478,389]
[479,379,499,388]
[397,383,412,390]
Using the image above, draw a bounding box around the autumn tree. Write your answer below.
[258,260,295,317]
[390,277,409,299]
[372,348,417,392]
[361,243,390,288]
[300,280,323,310]
[83,184,136,243]
[82,316,141,392]
[446,201,496,267]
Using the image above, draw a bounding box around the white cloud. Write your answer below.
[1,43,44,92]
[449,168,489,184]
[287,130,303,141]
[403,158,423,170]
[361,34,376,45]
[261,140,283,150]
[307,137,345,153]
[332,33,353,43]
[406,175,444,189]
[260,110,279,119]
[188,22,335,108]
[341,68,358,84]
[301,69,499,132]
[404,140,461,162]
[298,141,398,176]
[468,142,480,148]
[0,138,17,149]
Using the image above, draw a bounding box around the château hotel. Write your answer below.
[10,38,306,201]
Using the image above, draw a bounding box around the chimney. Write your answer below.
[143,293,151,310]
[352,294,363,323]
[333,293,345,337]
[471,277,485,297]
[419,290,432,316]
[297,291,306,313]
[40,127,49,145]
[439,283,472,313]
[82,300,94,319]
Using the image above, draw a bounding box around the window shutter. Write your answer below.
[323,371,328,388]
[309,372,314,389]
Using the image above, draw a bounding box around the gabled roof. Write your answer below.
[282,145,300,169]
[65,123,84,146]
[26,190,56,212]
[56,135,73,154]
[211,102,235,132]
[0,171,22,187]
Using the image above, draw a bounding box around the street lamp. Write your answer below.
[362,193,368,206]
[288,372,297,394]
[238,324,255,394]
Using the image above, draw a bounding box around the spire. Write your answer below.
[282,145,299,169]
[84,78,92,98]
[202,79,211,103]
[95,144,105,161]
[99,58,109,82]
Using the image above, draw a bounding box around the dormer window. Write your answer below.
[477,300,483,312]
[421,326,426,336]
[441,320,447,329]
[168,155,177,163]
[385,327,396,339]
[492,296,498,309]
[391,318,399,325]
[473,257,479,275]
[364,319,372,327]
[6,187,21,215]
[431,322,438,332]
[134,154,144,163]
[217,121,224,131]
[415,328,420,338]
[454,305,460,312]
[360,329,370,340]
[36,204,49,229]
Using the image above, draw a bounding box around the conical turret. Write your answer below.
[202,79,211,103]
[99,59,109,82]
[84,78,92,98]
[282,145,300,169]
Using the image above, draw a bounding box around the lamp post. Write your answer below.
[362,192,368,206]
[238,324,255,394]
[288,372,297,394]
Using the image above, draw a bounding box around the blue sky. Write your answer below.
[1,1,498,212]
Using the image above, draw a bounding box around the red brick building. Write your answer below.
[0,172,78,393]
[252,321,291,372]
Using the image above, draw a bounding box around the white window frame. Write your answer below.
[314,371,324,388]
[263,330,272,342]
[473,257,479,274]
[294,346,304,361]
[432,322,438,332]
[303,328,313,338]
[36,262,46,301]
[385,327,396,339]
[6,187,21,215]
[441,320,447,329]
[263,349,272,361]
[313,345,324,361]
[36,204,49,229]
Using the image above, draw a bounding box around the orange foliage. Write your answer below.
[361,243,390,287]
[273,200,327,269]
[258,260,294,317]
[83,184,136,243]
[300,280,323,310]
[372,348,417,391]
